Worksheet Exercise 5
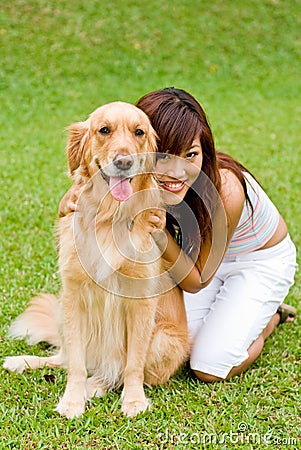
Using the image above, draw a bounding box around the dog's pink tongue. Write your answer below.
[109,177,133,201]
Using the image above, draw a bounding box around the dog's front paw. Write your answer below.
[121,397,150,417]
[3,356,28,374]
[55,396,86,419]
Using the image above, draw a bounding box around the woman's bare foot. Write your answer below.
[277,303,297,324]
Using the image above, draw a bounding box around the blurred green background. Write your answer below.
[1,1,300,448]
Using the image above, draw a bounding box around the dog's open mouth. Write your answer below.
[99,168,133,202]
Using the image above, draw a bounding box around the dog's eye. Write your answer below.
[99,127,110,134]
[135,129,144,136]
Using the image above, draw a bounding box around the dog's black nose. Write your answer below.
[113,154,134,170]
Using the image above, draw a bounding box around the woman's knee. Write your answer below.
[192,369,223,383]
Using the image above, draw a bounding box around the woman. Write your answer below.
[60,88,297,382]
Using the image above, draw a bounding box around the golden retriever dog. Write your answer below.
[4,102,189,418]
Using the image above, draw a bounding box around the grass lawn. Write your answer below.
[1,0,300,448]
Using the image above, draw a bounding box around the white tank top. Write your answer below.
[225,172,280,256]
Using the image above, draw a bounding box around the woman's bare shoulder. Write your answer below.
[219,168,245,231]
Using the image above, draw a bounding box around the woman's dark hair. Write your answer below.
[136,88,252,259]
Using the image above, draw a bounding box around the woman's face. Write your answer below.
[155,137,203,204]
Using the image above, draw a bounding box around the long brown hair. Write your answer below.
[136,88,251,255]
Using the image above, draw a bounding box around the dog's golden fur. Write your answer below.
[4,102,189,418]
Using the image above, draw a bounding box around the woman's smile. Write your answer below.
[155,138,203,203]
[159,180,186,193]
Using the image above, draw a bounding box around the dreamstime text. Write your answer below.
[156,425,298,446]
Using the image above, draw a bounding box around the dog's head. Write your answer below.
[66,102,158,202]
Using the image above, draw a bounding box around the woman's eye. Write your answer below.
[186,152,198,159]
[99,126,110,134]
[135,128,144,136]
[156,153,171,161]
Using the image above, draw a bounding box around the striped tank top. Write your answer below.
[225,172,280,256]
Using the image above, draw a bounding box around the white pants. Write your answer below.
[184,235,297,379]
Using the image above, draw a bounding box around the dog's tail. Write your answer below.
[8,293,61,347]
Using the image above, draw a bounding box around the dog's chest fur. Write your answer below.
[57,182,162,388]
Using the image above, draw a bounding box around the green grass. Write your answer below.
[1,0,300,448]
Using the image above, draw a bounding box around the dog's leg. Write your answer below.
[145,288,189,385]
[55,288,87,419]
[121,299,157,417]
[3,350,64,374]
[144,323,189,385]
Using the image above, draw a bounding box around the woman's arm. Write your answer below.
[152,169,245,293]
[58,183,83,217]
[153,229,206,293]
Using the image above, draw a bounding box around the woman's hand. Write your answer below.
[129,208,167,247]
[145,208,166,233]
[58,184,83,217]
[144,208,169,253]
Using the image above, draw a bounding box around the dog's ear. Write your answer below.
[66,120,90,176]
